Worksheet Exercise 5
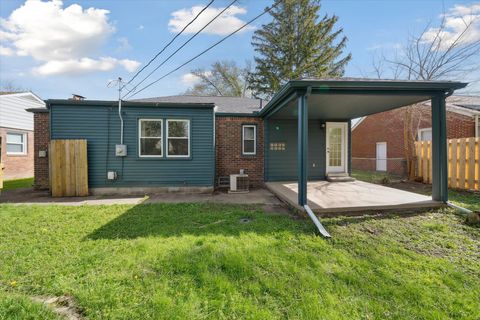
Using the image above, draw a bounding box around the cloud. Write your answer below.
[33,57,140,76]
[367,42,402,51]
[0,0,139,75]
[421,3,480,50]
[181,71,212,85]
[116,37,131,51]
[0,46,14,56]
[168,5,253,35]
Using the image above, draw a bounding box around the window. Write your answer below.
[242,125,256,155]
[139,119,163,157]
[167,119,190,157]
[418,128,432,141]
[6,132,27,155]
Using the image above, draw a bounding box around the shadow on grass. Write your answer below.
[86,203,313,240]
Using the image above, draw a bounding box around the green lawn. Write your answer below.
[351,169,403,184]
[1,203,479,319]
[2,177,34,191]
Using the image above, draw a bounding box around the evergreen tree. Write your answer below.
[249,0,351,98]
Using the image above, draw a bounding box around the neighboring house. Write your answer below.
[28,78,465,206]
[0,92,45,180]
[351,95,480,175]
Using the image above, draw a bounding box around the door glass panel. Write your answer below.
[328,127,343,167]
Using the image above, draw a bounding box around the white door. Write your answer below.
[376,142,387,171]
[326,122,348,174]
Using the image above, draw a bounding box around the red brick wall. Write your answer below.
[32,112,50,190]
[0,127,34,180]
[352,105,476,175]
[417,106,476,138]
[215,116,264,188]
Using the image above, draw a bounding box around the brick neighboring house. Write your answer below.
[0,92,45,180]
[351,95,480,175]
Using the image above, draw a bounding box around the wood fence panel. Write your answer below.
[458,139,466,189]
[450,139,457,188]
[50,139,88,197]
[467,138,475,190]
[415,137,479,191]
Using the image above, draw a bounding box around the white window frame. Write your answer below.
[417,127,432,141]
[242,125,256,155]
[166,119,190,158]
[6,132,27,155]
[138,119,163,158]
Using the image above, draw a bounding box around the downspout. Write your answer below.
[301,86,331,238]
[304,205,331,238]
[446,201,472,214]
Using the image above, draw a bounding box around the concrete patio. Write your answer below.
[266,180,443,214]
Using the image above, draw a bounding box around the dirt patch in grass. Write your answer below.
[31,295,83,320]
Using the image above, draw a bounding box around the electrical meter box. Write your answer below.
[115,144,127,157]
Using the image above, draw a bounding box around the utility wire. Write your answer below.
[123,0,214,89]
[125,2,277,99]
[123,0,237,98]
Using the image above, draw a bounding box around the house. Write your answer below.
[351,95,480,175]
[28,78,466,216]
[0,92,45,180]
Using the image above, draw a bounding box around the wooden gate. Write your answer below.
[415,137,479,191]
[50,139,88,197]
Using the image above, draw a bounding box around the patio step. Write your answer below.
[326,173,356,182]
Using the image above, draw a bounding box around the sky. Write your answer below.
[0,0,479,101]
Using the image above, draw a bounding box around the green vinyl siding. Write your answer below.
[50,104,214,188]
[266,119,352,181]
[266,119,326,181]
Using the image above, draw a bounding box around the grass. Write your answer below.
[2,177,33,191]
[351,169,404,184]
[1,203,479,319]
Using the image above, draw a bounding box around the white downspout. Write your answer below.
[304,205,331,238]
[475,115,479,138]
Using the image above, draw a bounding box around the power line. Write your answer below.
[123,0,238,98]
[125,2,277,99]
[123,0,215,88]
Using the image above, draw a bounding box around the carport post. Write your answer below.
[431,94,448,202]
[297,91,308,206]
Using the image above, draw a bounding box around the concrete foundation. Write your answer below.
[89,186,214,196]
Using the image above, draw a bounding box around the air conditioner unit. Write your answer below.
[229,174,249,193]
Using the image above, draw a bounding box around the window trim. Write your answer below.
[138,119,163,158]
[242,124,256,155]
[417,127,432,141]
[6,131,27,155]
[166,119,191,158]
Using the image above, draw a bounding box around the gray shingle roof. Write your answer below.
[418,95,480,112]
[131,95,263,114]
[448,95,480,112]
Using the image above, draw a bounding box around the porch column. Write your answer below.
[297,92,308,205]
[431,94,448,202]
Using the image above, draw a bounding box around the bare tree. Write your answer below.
[185,60,252,97]
[0,80,27,93]
[370,10,479,178]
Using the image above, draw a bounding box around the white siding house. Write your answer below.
[0,92,45,180]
